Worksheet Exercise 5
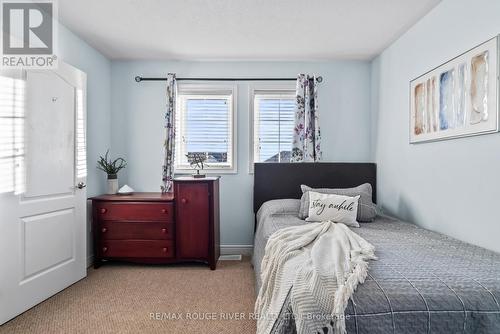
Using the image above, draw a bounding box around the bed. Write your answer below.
[252,163,500,334]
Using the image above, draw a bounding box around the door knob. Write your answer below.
[181,198,187,204]
[76,182,86,189]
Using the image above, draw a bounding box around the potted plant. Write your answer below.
[97,150,127,194]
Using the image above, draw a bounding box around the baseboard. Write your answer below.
[220,244,253,256]
[219,254,242,261]
[86,255,94,268]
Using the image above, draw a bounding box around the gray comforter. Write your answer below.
[252,199,500,334]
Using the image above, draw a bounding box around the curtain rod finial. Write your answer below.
[134,76,142,82]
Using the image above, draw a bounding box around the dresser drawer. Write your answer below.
[100,222,174,240]
[100,240,174,258]
[96,202,174,222]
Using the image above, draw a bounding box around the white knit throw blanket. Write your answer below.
[255,221,376,334]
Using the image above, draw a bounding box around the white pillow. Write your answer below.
[305,191,360,227]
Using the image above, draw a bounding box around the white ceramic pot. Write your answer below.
[107,174,118,194]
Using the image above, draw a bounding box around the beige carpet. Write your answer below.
[0,259,257,334]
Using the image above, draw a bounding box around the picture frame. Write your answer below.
[409,36,499,143]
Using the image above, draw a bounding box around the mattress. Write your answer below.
[252,199,500,334]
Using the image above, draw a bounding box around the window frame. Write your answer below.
[174,82,238,174]
[248,83,296,174]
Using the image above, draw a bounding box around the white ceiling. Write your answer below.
[59,0,441,61]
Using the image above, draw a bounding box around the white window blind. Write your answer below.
[175,87,235,171]
[0,75,25,194]
[253,90,295,164]
[76,89,86,178]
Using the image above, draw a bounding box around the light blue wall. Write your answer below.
[111,60,372,246]
[371,0,500,253]
[58,24,112,197]
[57,0,500,253]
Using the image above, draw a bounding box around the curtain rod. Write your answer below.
[134,76,323,83]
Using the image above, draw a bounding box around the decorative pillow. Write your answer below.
[305,192,360,227]
[256,199,301,228]
[299,183,377,222]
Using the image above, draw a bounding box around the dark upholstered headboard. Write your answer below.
[253,162,377,213]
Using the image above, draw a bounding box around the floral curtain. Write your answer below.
[291,74,322,162]
[161,73,176,193]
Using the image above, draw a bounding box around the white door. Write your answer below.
[0,62,87,325]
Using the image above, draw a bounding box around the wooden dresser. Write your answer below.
[90,177,220,270]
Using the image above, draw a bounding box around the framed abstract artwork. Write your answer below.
[410,36,499,143]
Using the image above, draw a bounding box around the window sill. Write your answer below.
[174,168,238,175]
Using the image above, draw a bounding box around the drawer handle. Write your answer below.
[162,247,168,253]
[100,208,107,214]
[181,198,187,204]
[161,208,167,214]
[102,247,108,253]
[102,227,107,233]
[161,228,167,234]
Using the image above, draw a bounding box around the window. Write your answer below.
[0,75,25,194]
[175,84,236,172]
[250,87,296,171]
[76,89,87,178]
